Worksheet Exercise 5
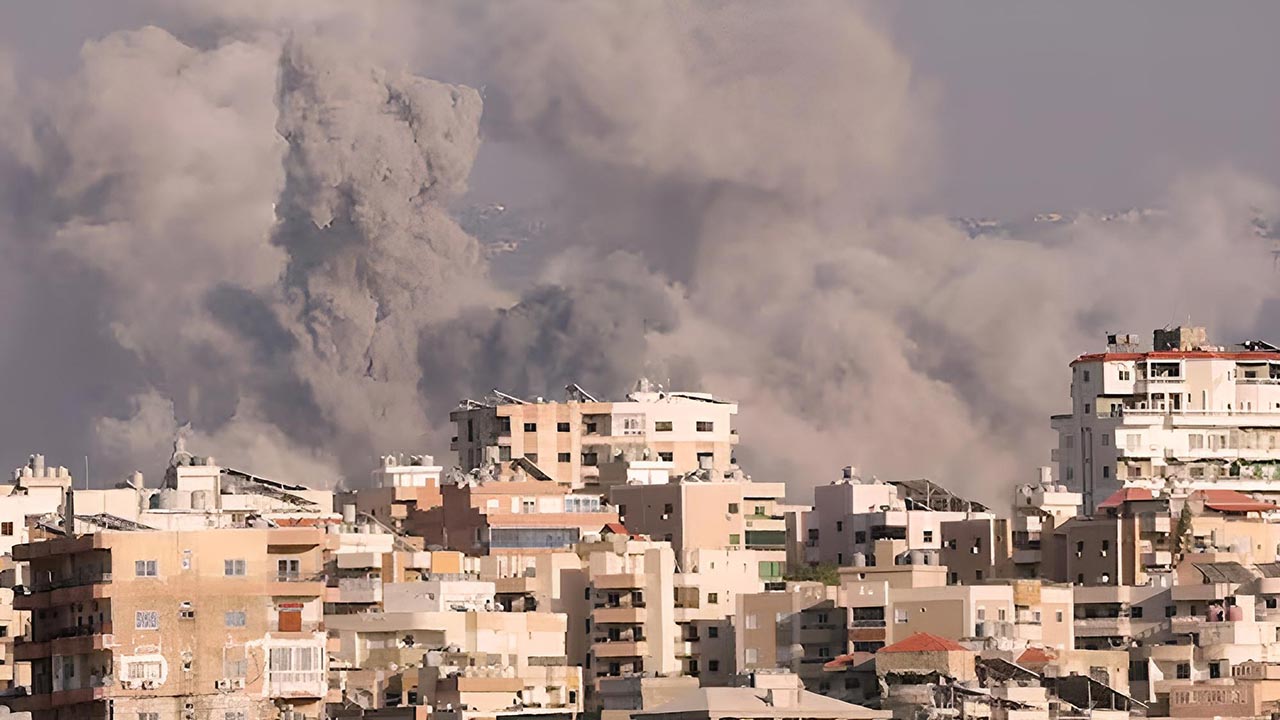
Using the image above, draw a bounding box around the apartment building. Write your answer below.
[408,469,617,562]
[335,454,443,533]
[734,582,846,695]
[1009,468,1082,579]
[13,524,327,720]
[449,381,739,489]
[610,464,792,561]
[1053,326,1280,511]
[672,548,780,685]
[810,470,992,567]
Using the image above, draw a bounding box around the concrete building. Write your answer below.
[631,671,888,720]
[449,381,739,490]
[810,469,992,568]
[1053,327,1280,511]
[610,465,791,561]
[735,582,845,695]
[336,454,444,533]
[13,524,328,720]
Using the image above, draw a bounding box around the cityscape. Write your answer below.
[0,327,1274,719]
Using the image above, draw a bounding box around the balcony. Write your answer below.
[328,577,382,604]
[269,572,326,597]
[1140,515,1171,533]
[1141,551,1173,568]
[1172,583,1233,602]
[1012,549,1042,566]
[593,606,646,624]
[1170,616,1204,635]
[594,573,645,590]
[593,639,648,658]
[1074,617,1133,637]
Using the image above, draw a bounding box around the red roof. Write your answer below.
[823,653,856,671]
[601,522,631,536]
[1193,489,1278,514]
[1017,647,1057,666]
[879,632,967,654]
[1097,488,1155,509]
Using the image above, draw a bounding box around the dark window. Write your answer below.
[558,453,571,462]
[1176,663,1190,680]
[655,421,673,431]
[659,452,673,462]
[708,660,720,672]
[498,417,510,433]
[1,522,12,536]
[708,626,719,638]
[975,570,984,581]
[499,446,511,461]
[696,421,714,432]
[1129,661,1148,681]
[523,422,537,432]
[922,530,933,543]
[1131,606,1143,619]
[1210,662,1222,679]
[525,453,538,463]
[557,422,570,432]
[836,521,843,532]
[854,530,865,543]
[467,419,474,442]
[1165,605,1177,617]
[582,452,598,466]
[663,503,674,514]
[728,503,739,514]
[585,422,598,433]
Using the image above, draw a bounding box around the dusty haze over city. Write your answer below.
[1,1,1279,503]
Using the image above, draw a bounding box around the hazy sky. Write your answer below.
[4,2,1279,217]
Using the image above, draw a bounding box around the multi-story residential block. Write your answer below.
[335,453,443,533]
[449,381,739,489]
[13,524,327,720]
[735,582,846,695]
[1053,326,1280,512]
[408,470,617,561]
[810,469,992,567]
[672,548,780,685]
[609,464,793,561]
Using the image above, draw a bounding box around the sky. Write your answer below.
[0,2,1277,502]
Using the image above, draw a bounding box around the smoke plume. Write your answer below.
[0,3,1276,502]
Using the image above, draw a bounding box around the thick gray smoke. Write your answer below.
[0,3,1277,502]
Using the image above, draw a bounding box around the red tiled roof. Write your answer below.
[1017,647,1057,666]
[601,522,631,536]
[879,632,967,654]
[823,653,856,671]
[1193,489,1278,514]
[1097,488,1155,509]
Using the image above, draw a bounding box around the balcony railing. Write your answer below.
[276,572,326,583]
[29,571,112,593]
[850,619,886,628]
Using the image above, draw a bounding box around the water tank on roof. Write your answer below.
[1207,605,1224,622]
[908,550,925,565]
[1227,605,1245,622]
[343,504,357,524]
[851,552,867,567]
[156,488,187,510]
[191,490,212,510]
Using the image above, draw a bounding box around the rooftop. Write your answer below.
[633,686,888,719]
[879,632,968,654]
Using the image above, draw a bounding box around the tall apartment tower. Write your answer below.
[1052,327,1280,511]
[13,525,327,720]
[450,381,739,489]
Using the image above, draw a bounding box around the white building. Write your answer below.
[1053,327,1280,511]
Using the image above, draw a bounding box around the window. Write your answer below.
[557,422,570,432]
[138,714,160,720]
[998,608,1007,621]
[745,648,758,664]
[1102,466,1110,479]
[758,561,784,579]
[728,534,740,547]
[268,645,323,684]
[894,609,908,624]
[1084,403,1091,414]
[1119,369,1131,381]
[1056,611,1064,622]
[709,660,720,672]
[977,608,986,621]
[854,530,866,543]
[224,559,246,576]
[585,422,598,434]
[124,661,163,682]
[1083,370,1091,382]
[179,601,195,620]
[525,453,538,464]
[135,610,159,630]
[949,572,959,584]
[728,503,739,514]
[654,451,670,462]
[655,421,673,432]
[0,522,12,536]
[1129,661,1148,681]
[581,452,598,466]
[1209,662,1222,679]
[708,626,719,639]
[498,446,511,461]
[975,570,984,580]
[836,521,844,532]
[497,417,510,433]
[745,614,758,630]
[277,559,301,580]
[1176,663,1191,680]
[696,421,714,432]
[225,611,247,628]
[1101,435,1109,446]
[225,712,247,720]
[706,592,719,605]
[135,560,158,577]
[1189,434,1204,449]
[558,452,571,462]
[664,503,674,515]
[523,422,537,432]
[1126,433,1141,451]
[922,530,933,543]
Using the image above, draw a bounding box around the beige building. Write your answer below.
[450,382,739,490]
[610,469,791,559]
[335,454,444,533]
[735,582,845,694]
[13,524,327,720]
[631,671,887,720]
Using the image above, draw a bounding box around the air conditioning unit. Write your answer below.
[141,679,158,690]
[182,712,195,720]
[123,679,141,689]
[215,678,232,691]
[232,678,245,689]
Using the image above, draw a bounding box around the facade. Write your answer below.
[449,382,739,489]
[1053,326,1280,511]
[13,525,327,720]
